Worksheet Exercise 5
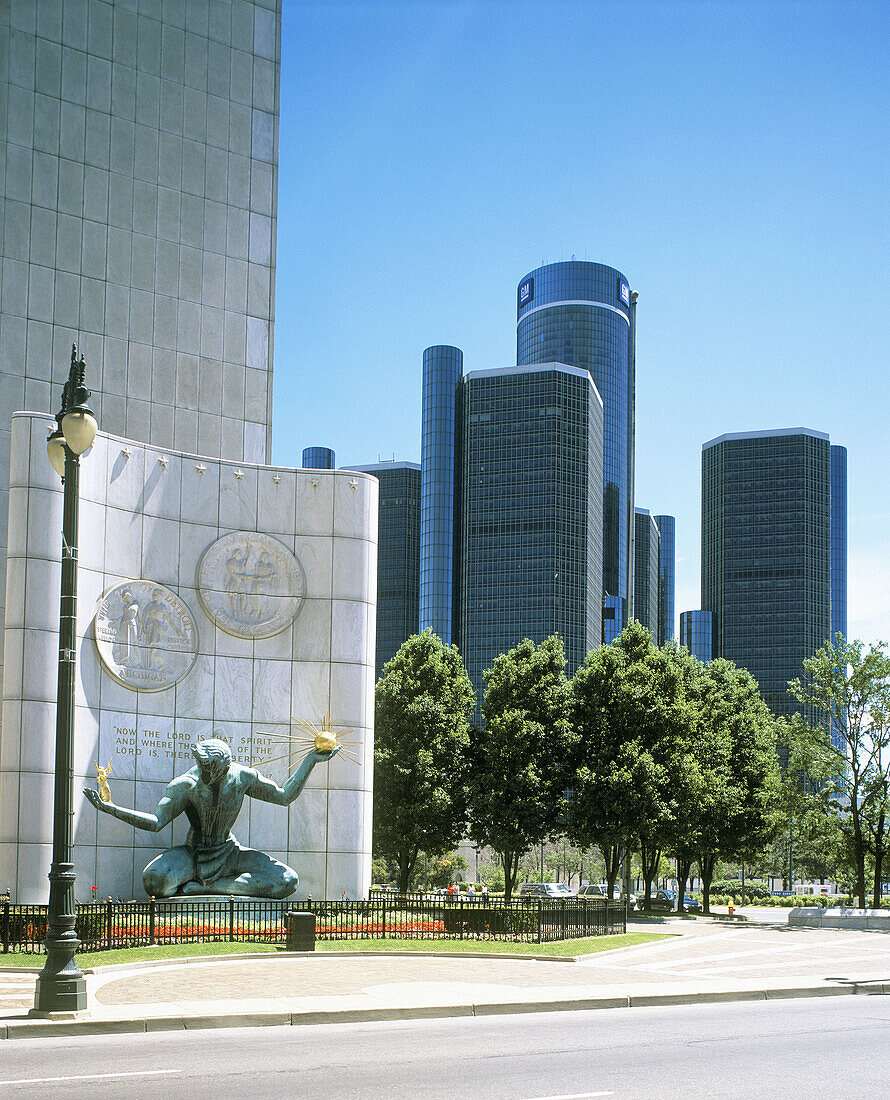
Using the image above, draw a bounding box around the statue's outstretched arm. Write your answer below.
[248,747,340,806]
[83,781,185,832]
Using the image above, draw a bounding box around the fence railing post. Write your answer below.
[2,901,8,953]
[382,896,387,938]
[106,899,113,950]
[537,898,543,944]
[229,895,235,942]
[149,896,156,946]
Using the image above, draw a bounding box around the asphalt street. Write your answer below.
[2,996,890,1098]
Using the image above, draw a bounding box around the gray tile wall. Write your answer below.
[0,0,281,695]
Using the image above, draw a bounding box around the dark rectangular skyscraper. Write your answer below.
[634,508,660,637]
[352,461,421,680]
[458,363,603,708]
[655,514,676,644]
[701,428,838,724]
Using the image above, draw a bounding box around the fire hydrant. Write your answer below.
[728,904,735,915]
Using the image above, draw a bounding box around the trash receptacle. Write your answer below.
[285,910,316,951]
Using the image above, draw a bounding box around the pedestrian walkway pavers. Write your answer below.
[4,917,890,1037]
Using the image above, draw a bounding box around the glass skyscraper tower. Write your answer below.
[352,461,421,680]
[634,508,660,637]
[830,445,847,643]
[419,345,462,644]
[516,262,635,642]
[655,514,676,644]
[458,364,603,710]
[701,428,842,726]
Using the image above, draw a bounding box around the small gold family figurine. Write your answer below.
[94,759,113,803]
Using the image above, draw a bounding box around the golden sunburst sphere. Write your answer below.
[315,729,338,753]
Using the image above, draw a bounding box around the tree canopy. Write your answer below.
[570,623,700,906]
[467,635,573,900]
[787,635,890,907]
[373,630,476,893]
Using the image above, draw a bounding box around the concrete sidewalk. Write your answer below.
[3,915,890,1039]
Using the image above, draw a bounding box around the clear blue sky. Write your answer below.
[271,0,890,646]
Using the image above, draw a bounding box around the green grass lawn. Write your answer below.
[1,931,671,969]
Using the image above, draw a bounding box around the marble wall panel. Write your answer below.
[292,598,333,663]
[295,472,333,536]
[0,701,21,772]
[1,417,376,902]
[257,468,296,536]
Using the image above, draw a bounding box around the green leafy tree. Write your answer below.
[787,636,890,908]
[371,856,395,885]
[410,852,467,891]
[570,624,699,908]
[373,631,476,894]
[691,659,781,913]
[467,636,573,901]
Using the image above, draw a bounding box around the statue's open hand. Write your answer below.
[312,745,341,762]
[84,787,110,810]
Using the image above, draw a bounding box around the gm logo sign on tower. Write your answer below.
[518,277,534,309]
[618,279,631,306]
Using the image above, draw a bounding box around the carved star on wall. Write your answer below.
[310,477,320,488]
[271,474,281,485]
[195,463,207,474]
[157,456,168,468]
[121,448,131,458]
[348,478,358,490]
[234,469,244,480]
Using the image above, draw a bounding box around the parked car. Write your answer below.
[645,889,701,913]
[578,884,638,910]
[519,882,577,898]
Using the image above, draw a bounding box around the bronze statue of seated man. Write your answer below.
[85,737,338,899]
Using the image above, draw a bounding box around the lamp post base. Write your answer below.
[33,965,88,1014]
[34,862,88,1013]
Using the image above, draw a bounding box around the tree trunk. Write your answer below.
[601,842,622,898]
[873,806,886,910]
[639,840,661,910]
[398,848,418,895]
[502,850,521,902]
[698,852,717,914]
[676,858,692,914]
[850,797,867,908]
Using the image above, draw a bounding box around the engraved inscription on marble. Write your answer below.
[197,533,305,638]
[95,581,199,691]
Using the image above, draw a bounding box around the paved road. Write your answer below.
[2,997,890,1098]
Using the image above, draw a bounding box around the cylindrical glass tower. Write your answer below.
[680,610,713,662]
[302,446,335,469]
[517,261,634,642]
[419,345,463,644]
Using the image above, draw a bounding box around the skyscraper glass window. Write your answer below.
[516,262,635,643]
[701,428,836,727]
[458,363,603,711]
[655,514,676,644]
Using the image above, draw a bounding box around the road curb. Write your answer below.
[1,982,887,1039]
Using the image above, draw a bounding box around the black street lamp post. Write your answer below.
[33,345,98,1014]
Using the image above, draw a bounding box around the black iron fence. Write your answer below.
[1,895,625,954]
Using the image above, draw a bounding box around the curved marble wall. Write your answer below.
[0,412,376,903]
